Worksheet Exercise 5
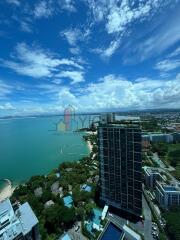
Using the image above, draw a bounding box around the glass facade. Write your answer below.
[98,123,142,216]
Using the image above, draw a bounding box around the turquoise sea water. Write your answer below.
[0,116,89,187]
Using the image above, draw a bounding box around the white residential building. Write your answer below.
[155,181,180,208]
[0,199,40,240]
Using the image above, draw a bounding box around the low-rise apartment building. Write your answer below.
[144,167,161,189]
[144,167,180,208]
[155,181,180,208]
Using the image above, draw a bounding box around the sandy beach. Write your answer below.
[87,140,93,152]
[0,182,15,202]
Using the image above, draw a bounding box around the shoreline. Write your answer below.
[0,184,16,202]
[87,140,93,152]
[0,133,91,202]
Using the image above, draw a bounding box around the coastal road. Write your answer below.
[143,195,153,240]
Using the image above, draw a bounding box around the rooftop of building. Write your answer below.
[18,202,39,235]
[144,167,160,175]
[80,184,92,192]
[157,181,180,192]
[59,233,71,240]
[99,122,141,129]
[0,199,38,240]
[63,196,73,208]
[99,114,141,128]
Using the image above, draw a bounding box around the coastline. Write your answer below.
[0,183,16,202]
[87,140,93,152]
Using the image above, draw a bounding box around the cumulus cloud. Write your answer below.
[54,74,180,111]
[2,42,84,80]
[2,74,180,115]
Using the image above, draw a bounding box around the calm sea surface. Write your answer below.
[0,116,89,187]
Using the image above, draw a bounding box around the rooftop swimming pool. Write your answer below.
[101,223,124,240]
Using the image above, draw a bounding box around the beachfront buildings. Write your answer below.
[98,114,142,217]
[0,199,40,240]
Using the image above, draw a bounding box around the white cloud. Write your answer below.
[56,71,85,84]
[60,28,90,55]
[2,74,180,116]
[69,47,80,55]
[52,73,180,111]
[87,0,176,58]
[93,39,121,58]
[3,42,84,78]
[168,47,180,58]
[0,103,15,110]
[131,11,180,61]
[61,29,79,45]
[105,0,159,35]
[6,0,20,6]
[155,59,180,72]
[88,0,172,35]
[20,21,32,33]
[0,80,12,98]
[59,0,76,12]
[34,1,54,18]
[58,87,78,106]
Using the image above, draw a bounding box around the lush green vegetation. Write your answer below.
[141,118,161,132]
[142,152,158,167]
[150,142,180,180]
[151,142,168,157]
[11,157,98,239]
[167,143,180,167]
[163,208,180,240]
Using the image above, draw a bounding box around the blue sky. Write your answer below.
[0,0,180,116]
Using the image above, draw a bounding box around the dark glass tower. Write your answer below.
[98,115,142,217]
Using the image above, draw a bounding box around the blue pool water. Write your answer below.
[86,208,102,234]
[101,223,123,240]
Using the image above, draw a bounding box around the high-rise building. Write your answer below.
[98,114,142,217]
[0,198,40,240]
